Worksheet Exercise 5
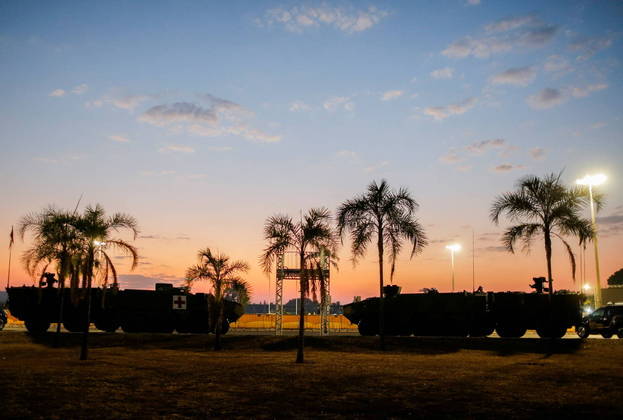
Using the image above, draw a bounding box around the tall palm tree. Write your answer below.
[337,180,427,349]
[186,248,250,350]
[73,204,139,360]
[19,207,81,344]
[260,208,338,363]
[490,173,597,295]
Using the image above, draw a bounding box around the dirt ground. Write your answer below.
[0,331,621,419]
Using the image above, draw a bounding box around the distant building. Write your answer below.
[603,286,623,305]
[243,299,343,315]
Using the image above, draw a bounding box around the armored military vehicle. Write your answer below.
[7,280,244,334]
[343,284,583,339]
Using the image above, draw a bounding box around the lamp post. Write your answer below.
[576,174,606,309]
[445,244,461,292]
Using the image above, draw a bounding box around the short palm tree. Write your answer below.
[490,173,597,295]
[337,180,427,349]
[19,207,81,344]
[186,247,250,350]
[73,204,139,360]
[260,208,338,363]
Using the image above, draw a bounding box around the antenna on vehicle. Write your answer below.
[73,193,84,214]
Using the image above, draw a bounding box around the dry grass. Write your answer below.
[1,332,622,418]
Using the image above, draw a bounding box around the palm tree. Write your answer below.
[260,208,338,363]
[337,180,427,349]
[186,248,250,350]
[73,204,139,360]
[19,207,81,344]
[490,173,597,295]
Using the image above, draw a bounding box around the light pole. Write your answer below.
[576,174,606,309]
[445,244,461,292]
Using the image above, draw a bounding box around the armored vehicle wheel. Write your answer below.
[63,318,84,333]
[216,321,230,335]
[576,325,589,339]
[536,324,567,339]
[496,324,527,338]
[25,318,50,334]
[155,322,175,334]
[469,325,495,337]
[121,317,144,333]
[601,332,613,339]
[617,328,623,339]
[358,319,378,336]
[94,318,120,333]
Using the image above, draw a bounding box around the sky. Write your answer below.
[1,0,622,304]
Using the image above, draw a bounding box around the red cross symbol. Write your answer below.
[173,295,187,310]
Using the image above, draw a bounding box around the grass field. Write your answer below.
[1,332,622,418]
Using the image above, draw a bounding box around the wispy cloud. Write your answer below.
[140,102,217,126]
[380,90,404,101]
[140,94,280,143]
[108,135,130,143]
[423,97,477,120]
[443,14,557,59]
[569,35,614,61]
[490,66,536,86]
[466,0,481,6]
[49,84,89,97]
[258,5,389,33]
[289,100,311,112]
[323,96,354,111]
[485,15,538,33]
[439,149,463,164]
[530,147,545,160]
[158,144,195,154]
[365,160,389,173]
[87,93,153,111]
[543,55,572,73]
[430,67,454,79]
[440,139,525,171]
[335,149,359,159]
[465,138,506,154]
[527,84,608,109]
[571,83,607,98]
[493,163,526,172]
[71,83,88,95]
[526,88,565,109]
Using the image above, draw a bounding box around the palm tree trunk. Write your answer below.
[214,298,224,351]
[544,229,553,297]
[296,251,305,363]
[377,225,385,351]
[54,269,65,348]
[80,255,93,361]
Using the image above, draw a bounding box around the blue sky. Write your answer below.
[1,0,622,300]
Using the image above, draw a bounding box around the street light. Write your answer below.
[576,173,606,309]
[445,243,461,292]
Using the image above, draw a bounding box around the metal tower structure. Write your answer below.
[274,250,331,336]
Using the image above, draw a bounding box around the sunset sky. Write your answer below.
[1,0,622,304]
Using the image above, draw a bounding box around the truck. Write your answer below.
[6,280,244,335]
[343,284,583,339]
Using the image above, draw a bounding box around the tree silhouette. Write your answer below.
[490,173,597,295]
[19,207,81,345]
[607,268,623,286]
[186,248,250,350]
[73,205,139,360]
[337,180,427,349]
[260,208,337,363]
